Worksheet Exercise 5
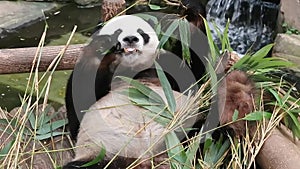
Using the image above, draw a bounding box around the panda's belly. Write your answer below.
[74,83,188,160]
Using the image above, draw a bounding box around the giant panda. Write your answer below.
[64,12,256,169]
[63,15,197,169]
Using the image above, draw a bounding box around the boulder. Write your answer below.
[273,33,300,90]
[273,33,300,69]
[0,1,58,32]
[280,0,300,30]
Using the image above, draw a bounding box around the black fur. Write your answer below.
[65,31,121,140]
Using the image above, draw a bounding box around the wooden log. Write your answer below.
[256,125,300,169]
[0,44,85,74]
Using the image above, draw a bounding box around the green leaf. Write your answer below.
[202,17,217,63]
[215,139,230,161]
[142,110,171,126]
[183,134,201,169]
[118,76,165,104]
[148,4,166,10]
[143,105,172,119]
[206,58,218,94]
[222,19,233,52]
[165,131,186,165]
[251,58,294,70]
[286,112,300,138]
[232,109,239,122]
[38,105,52,126]
[251,44,273,60]
[243,111,272,121]
[203,135,212,154]
[0,119,17,136]
[122,88,163,107]
[155,62,176,113]
[159,19,179,49]
[155,23,161,35]
[36,119,68,135]
[81,146,106,167]
[178,18,191,64]
[0,139,15,160]
[28,110,36,129]
[267,87,283,106]
[35,131,68,140]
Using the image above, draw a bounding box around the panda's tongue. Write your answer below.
[124,48,136,53]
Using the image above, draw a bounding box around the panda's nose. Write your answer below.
[123,36,139,44]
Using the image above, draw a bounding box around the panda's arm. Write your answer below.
[65,34,119,140]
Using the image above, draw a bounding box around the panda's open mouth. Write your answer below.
[123,47,141,54]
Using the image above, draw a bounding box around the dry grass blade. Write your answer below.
[0,25,77,169]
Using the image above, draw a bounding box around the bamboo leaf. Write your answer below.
[159,19,179,49]
[232,109,239,122]
[118,76,165,104]
[183,134,201,169]
[36,119,68,135]
[165,131,186,165]
[148,4,166,10]
[267,88,283,106]
[243,111,272,121]
[155,62,176,113]
[0,139,15,160]
[142,110,171,125]
[81,146,106,167]
[251,44,274,60]
[221,19,232,52]
[179,18,191,64]
[35,131,68,140]
[202,17,217,62]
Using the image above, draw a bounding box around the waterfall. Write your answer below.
[206,0,280,54]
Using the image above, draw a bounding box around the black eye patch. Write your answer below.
[137,28,150,45]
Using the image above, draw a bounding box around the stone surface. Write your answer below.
[273,33,300,90]
[273,33,300,69]
[0,1,58,31]
[280,0,300,30]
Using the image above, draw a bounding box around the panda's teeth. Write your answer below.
[124,48,137,53]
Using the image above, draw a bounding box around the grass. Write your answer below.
[0,7,299,169]
[0,25,76,168]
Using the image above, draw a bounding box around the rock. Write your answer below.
[280,0,300,30]
[0,1,58,31]
[273,33,300,90]
[273,33,300,68]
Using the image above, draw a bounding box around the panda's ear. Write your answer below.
[137,28,150,45]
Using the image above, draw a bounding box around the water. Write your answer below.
[206,0,280,54]
[0,3,99,111]
[0,3,100,48]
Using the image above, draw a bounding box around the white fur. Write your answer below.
[99,15,159,72]
[73,82,188,161]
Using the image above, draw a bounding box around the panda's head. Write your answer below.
[98,15,159,71]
